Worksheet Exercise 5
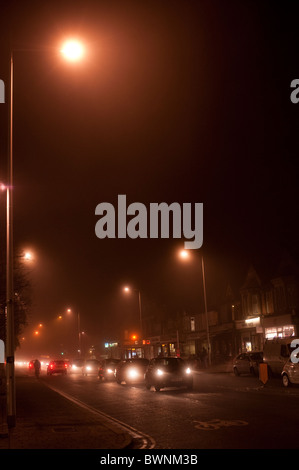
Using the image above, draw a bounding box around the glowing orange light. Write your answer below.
[179,249,189,260]
[60,40,85,62]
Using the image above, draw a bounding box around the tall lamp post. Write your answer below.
[67,308,82,357]
[5,39,85,428]
[179,249,211,366]
[123,286,143,338]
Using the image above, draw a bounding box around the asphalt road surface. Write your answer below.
[34,368,299,449]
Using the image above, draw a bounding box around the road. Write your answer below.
[34,368,299,449]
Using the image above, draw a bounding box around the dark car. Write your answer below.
[98,358,121,381]
[47,360,69,375]
[115,358,149,385]
[233,351,263,376]
[82,359,100,376]
[145,357,193,392]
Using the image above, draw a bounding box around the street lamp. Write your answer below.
[123,286,143,338]
[5,39,85,428]
[60,39,85,62]
[66,308,82,358]
[179,249,211,366]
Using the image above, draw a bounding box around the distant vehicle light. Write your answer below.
[86,366,92,371]
[156,369,164,376]
[186,368,191,374]
[107,368,114,374]
[127,368,139,379]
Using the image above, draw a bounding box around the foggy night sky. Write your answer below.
[0,0,298,355]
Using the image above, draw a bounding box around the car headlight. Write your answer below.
[185,368,191,374]
[107,369,113,374]
[86,366,92,371]
[156,369,164,376]
[127,368,139,379]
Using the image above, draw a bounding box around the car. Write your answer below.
[98,358,121,381]
[263,337,298,376]
[47,360,69,375]
[69,359,84,374]
[115,358,149,385]
[145,357,193,392]
[233,352,263,376]
[82,359,100,376]
[281,355,299,387]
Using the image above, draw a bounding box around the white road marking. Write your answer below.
[43,381,156,449]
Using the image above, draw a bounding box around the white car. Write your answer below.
[281,357,299,387]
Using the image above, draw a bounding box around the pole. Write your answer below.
[138,291,143,338]
[78,312,81,357]
[6,50,16,428]
[201,255,211,366]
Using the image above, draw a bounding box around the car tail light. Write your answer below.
[50,364,54,369]
[64,363,68,368]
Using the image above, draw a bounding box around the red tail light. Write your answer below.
[64,363,68,368]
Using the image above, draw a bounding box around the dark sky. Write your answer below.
[0,0,298,356]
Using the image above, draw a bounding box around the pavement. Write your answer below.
[0,373,133,450]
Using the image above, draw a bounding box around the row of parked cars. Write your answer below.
[232,337,299,387]
[45,356,194,392]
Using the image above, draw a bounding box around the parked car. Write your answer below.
[82,359,100,376]
[115,358,149,385]
[145,357,193,392]
[263,338,298,376]
[69,359,84,374]
[233,352,263,376]
[281,355,299,387]
[98,358,121,381]
[47,360,69,375]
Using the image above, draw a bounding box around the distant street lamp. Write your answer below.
[67,308,82,357]
[123,286,143,338]
[179,249,211,366]
[5,39,85,428]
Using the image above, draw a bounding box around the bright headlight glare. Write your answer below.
[186,368,191,374]
[127,368,138,379]
[107,369,113,374]
[86,366,92,371]
[156,369,164,376]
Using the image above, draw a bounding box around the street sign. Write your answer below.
[259,363,268,384]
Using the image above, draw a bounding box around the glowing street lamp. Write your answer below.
[123,286,143,338]
[66,308,82,357]
[60,39,85,62]
[5,39,85,428]
[24,251,33,261]
[178,249,211,366]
